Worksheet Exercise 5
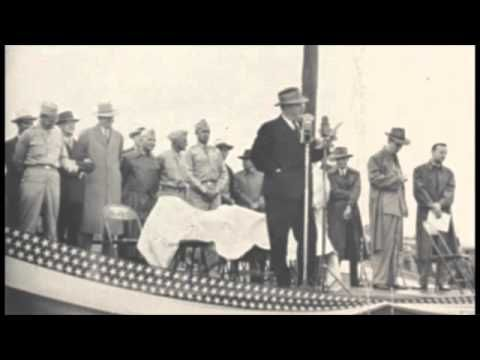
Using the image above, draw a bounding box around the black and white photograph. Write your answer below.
[4,45,476,315]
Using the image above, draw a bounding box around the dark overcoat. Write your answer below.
[327,167,364,261]
[413,162,459,261]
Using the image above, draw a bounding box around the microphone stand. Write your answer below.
[302,139,310,287]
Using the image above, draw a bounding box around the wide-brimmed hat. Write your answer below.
[95,102,116,117]
[275,87,309,107]
[215,138,234,150]
[329,147,353,161]
[57,111,80,125]
[238,149,252,159]
[12,111,36,124]
[40,102,58,117]
[385,127,410,145]
[129,127,146,139]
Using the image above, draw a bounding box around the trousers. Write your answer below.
[265,196,317,287]
[372,214,403,287]
[19,167,60,242]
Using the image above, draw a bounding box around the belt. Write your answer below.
[26,164,58,171]
[160,183,185,191]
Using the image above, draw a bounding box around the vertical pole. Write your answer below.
[301,45,318,287]
[303,143,310,286]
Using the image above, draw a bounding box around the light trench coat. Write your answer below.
[74,125,124,236]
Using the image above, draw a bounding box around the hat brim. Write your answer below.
[216,144,234,150]
[385,132,410,145]
[12,116,36,123]
[57,119,80,125]
[274,96,309,107]
[329,154,353,161]
[95,111,116,117]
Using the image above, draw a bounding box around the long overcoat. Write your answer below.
[73,125,123,235]
[327,167,364,261]
[413,162,458,261]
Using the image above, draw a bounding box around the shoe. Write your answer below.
[393,284,409,290]
[350,282,364,288]
[418,285,429,293]
[438,284,452,292]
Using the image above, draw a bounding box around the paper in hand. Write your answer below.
[424,210,451,235]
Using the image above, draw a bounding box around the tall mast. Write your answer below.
[302,45,318,120]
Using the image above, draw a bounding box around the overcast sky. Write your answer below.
[5,45,475,246]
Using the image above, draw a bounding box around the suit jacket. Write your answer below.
[59,138,85,205]
[367,147,408,252]
[250,116,325,200]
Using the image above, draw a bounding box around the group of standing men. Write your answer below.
[5,102,265,252]
[5,88,460,292]
[250,87,459,291]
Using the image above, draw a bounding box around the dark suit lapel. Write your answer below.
[276,116,299,142]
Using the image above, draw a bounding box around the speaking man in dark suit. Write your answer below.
[250,87,329,287]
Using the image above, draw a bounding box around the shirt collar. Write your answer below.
[338,167,348,175]
[281,114,296,130]
[429,160,443,169]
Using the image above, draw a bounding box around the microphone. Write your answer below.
[299,113,315,144]
[320,115,331,138]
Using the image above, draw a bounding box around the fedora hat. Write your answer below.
[57,111,80,125]
[95,102,116,117]
[215,138,234,150]
[329,147,353,161]
[40,102,58,117]
[12,110,36,124]
[275,87,309,107]
[385,127,410,145]
[238,149,252,159]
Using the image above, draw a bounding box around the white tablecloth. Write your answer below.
[138,165,335,268]
[137,196,335,268]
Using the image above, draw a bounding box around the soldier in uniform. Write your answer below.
[122,127,146,155]
[157,130,190,201]
[14,102,79,242]
[121,129,160,223]
[184,119,228,211]
[5,112,36,228]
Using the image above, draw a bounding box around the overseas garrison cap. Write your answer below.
[168,130,188,141]
[129,127,146,139]
[195,119,210,132]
